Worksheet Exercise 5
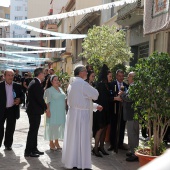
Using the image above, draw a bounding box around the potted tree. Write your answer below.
[129,52,170,166]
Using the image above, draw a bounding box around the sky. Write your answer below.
[0,0,10,7]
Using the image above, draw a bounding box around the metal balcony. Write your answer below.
[116,0,143,26]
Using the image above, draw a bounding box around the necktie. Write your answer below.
[119,83,121,90]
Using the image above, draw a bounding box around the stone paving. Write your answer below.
[0,108,140,170]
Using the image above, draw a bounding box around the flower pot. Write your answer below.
[135,149,157,167]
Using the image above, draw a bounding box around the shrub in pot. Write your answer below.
[129,52,170,159]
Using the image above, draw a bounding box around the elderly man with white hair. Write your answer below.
[62,65,102,170]
[119,72,139,162]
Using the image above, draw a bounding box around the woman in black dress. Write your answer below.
[92,64,112,157]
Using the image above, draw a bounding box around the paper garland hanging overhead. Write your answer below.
[0,18,87,39]
[0,0,136,27]
[0,51,49,61]
[0,49,65,54]
[0,40,66,50]
[0,57,45,62]
[0,36,85,41]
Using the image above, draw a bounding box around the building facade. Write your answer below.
[0,6,10,57]
[10,0,27,38]
[27,0,67,37]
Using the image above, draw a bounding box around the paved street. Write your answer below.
[0,108,140,170]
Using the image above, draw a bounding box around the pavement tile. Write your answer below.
[0,108,140,170]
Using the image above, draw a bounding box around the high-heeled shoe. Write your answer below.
[50,147,57,151]
[55,144,62,150]
[98,147,109,155]
[49,144,57,151]
[92,148,102,157]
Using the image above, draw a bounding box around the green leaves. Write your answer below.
[129,52,170,155]
[79,25,133,73]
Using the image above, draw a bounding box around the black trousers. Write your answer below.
[109,111,126,148]
[0,107,16,147]
[25,114,41,154]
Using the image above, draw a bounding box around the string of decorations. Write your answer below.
[0,0,136,27]
[0,40,66,50]
[0,18,87,39]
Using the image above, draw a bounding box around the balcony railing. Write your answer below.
[117,0,141,20]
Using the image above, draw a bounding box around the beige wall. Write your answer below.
[66,57,72,75]
[151,31,169,54]
[27,0,67,37]
[75,0,102,25]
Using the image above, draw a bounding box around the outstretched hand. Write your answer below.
[114,96,122,102]
[97,105,103,112]
[14,98,20,105]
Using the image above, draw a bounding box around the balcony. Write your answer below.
[116,0,144,26]
[45,20,58,31]
[46,24,57,31]
[40,40,47,47]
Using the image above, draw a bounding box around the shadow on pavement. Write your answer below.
[0,149,27,170]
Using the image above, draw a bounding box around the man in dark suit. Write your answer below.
[24,67,47,157]
[108,69,128,152]
[120,72,139,162]
[13,69,22,83]
[0,69,24,150]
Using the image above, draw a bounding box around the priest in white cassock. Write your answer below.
[62,65,102,170]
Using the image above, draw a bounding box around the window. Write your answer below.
[15,6,22,11]
[138,43,149,58]
[15,16,22,20]
[0,47,2,56]
[5,14,10,19]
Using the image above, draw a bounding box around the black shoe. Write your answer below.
[72,167,77,169]
[33,150,44,155]
[126,155,138,162]
[107,146,114,151]
[24,152,39,157]
[5,147,12,151]
[98,147,109,155]
[126,152,133,157]
[92,148,102,157]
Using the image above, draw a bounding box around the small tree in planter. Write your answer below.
[129,52,170,156]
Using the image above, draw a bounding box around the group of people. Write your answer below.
[0,65,139,170]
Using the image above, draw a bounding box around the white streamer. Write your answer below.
[0,0,136,27]
[0,36,85,41]
[0,49,65,54]
[0,40,65,50]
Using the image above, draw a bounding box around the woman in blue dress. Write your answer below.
[44,75,66,150]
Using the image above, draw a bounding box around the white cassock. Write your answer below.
[62,77,99,169]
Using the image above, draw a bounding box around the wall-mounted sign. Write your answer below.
[152,0,169,17]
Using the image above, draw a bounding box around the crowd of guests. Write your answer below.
[0,65,163,169]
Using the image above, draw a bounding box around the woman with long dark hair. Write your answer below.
[93,64,121,157]
[86,70,96,87]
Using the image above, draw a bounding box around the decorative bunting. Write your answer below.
[0,49,65,54]
[0,18,87,39]
[0,35,85,41]
[0,0,136,27]
[0,40,66,50]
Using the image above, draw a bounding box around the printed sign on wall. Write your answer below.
[152,0,169,17]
